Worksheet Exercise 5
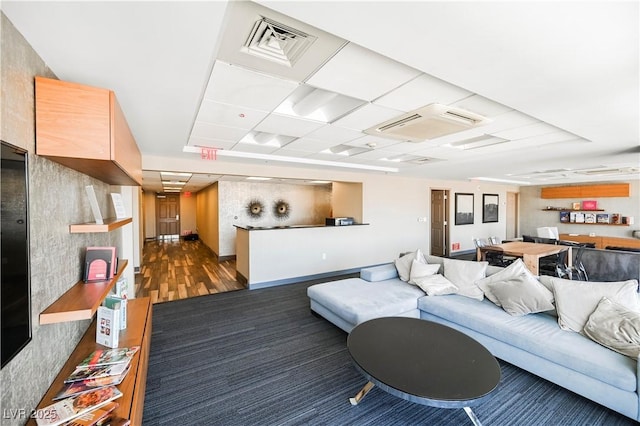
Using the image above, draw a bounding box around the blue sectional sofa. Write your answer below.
[307,253,640,421]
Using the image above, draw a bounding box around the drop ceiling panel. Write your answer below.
[204,61,299,112]
[374,73,472,112]
[492,122,563,140]
[271,148,315,157]
[254,113,325,137]
[196,100,268,129]
[306,42,422,101]
[304,125,363,144]
[345,135,402,149]
[452,94,513,117]
[285,137,342,152]
[232,143,280,155]
[187,136,239,151]
[191,122,248,142]
[333,103,403,131]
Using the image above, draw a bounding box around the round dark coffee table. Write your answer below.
[347,317,500,425]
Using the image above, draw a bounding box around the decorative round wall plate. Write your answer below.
[246,199,265,219]
[273,199,290,220]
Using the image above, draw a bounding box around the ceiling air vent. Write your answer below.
[365,103,491,142]
[242,16,317,67]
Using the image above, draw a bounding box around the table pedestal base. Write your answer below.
[350,382,485,426]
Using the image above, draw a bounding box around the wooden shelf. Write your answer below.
[69,217,132,233]
[40,260,128,325]
[27,297,152,425]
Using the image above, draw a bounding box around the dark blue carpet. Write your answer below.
[142,280,635,425]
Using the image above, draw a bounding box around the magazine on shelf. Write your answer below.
[84,247,117,282]
[596,213,610,224]
[59,401,119,426]
[574,212,585,223]
[559,211,570,223]
[65,362,129,384]
[35,386,122,426]
[53,366,130,401]
[611,213,621,224]
[96,304,120,348]
[113,278,128,299]
[77,347,139,369]
[584,212,597,224]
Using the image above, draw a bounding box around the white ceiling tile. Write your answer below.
[345,135,402,149]
[304,125,363,143]
[191,121,248,142]
[492,122,561,140]
[254,113,325,137]
[231,143,280,155]
[204,61,299,112]
[374,73,472,112]
[451,94,513,117]
[378,142,427,154]
[187,136,240,150]
[196,100,268,129]
[285,137,341,152]
[333,103,403,131]
[306,43,421,101]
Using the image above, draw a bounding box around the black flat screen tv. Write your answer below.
[1,140,31,368]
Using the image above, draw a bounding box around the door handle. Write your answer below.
[176,214,179,220]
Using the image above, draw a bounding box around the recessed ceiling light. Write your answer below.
[160,171,193,178]
[310,180,331,184]
[240,131,296,148]
[444,135,509,150]
[274,84,366,123]
[471,177,531,185]
[246,176,272,181]
[162,181,187,185]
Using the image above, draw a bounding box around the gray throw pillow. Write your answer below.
[476,259,541,306]
[551,277,639,333]
[413,274,458,296]
[442,258,487,301]
[487,276,555,316]
[394,249,427,282]
[583,297,640,358]
[408,260,441,285]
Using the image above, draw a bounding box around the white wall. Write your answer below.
[519,181,640,239]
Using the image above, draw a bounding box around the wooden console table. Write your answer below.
[559,234,640,250]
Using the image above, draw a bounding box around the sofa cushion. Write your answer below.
[550,277,639,332]
[584,297,640,358]
[413,274,458,296]
[408,260,441,285]
[307,277,424,325]
[394,250,427,281]
[442,258,487,301]
[418,295,637,391]
[476,259,542,306]
[487,275,554,316]
[360,263,398,282]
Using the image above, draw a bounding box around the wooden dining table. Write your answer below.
[476,241,572,276]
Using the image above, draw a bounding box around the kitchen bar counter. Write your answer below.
[234,223,369,231]
[235,224,370,289]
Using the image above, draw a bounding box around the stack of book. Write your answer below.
[36,347,139,426]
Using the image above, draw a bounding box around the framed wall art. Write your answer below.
[455,193,474,225]
[482,194,499,223]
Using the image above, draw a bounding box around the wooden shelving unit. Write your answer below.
[40,260,128,325]
[27,297,152,426]
[69,217,132,233]
[541,209,605,212]
[563,222,629,226]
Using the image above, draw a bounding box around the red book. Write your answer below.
[84,247,117,282]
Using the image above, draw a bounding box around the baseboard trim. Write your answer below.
[248,268,362,290]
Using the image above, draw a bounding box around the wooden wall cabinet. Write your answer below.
[35,77,142,186]
[541,183,629,199]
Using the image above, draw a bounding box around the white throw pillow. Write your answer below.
[394,249,427,282]
[475,259,540,306]
[408,260,441,285]
[584,297,640,358]
[413,274,459,296]
[487,275,555,316]
[551,277,639,332]
[442,258,488,301]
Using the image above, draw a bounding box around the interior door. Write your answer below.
[506,192,518,239]
[430,190,448,256]
[156,194,180,238]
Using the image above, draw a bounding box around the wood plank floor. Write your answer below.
[135,239,245,304]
